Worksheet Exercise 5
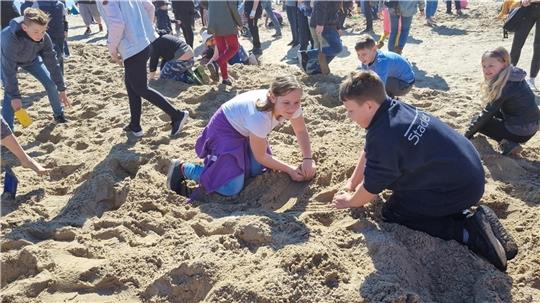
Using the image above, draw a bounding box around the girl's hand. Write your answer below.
[287,166,305,182]
[522,0,531,7]
[300,158,316,180]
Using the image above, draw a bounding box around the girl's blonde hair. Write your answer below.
[256,75,303,112]
[480,47,512,106]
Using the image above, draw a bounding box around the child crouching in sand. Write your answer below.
[333,70,517,271]
[167,75,316,197]
[464,47,539,155]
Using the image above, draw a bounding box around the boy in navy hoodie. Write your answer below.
[332,70,517,271]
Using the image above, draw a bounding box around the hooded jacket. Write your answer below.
[309,0,339,28]
[0,17,65,99]
[465,66,540,138]
[96,0,157,61]
[207,1,242,37]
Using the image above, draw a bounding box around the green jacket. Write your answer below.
[208,1,242,36]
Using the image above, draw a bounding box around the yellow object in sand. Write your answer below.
[14,109,32,128]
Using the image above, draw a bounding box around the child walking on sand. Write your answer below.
[97,0,188,137]
[333,70,517,271]
[167,75,316,197]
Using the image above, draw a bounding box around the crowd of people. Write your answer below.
[1,0,540,278]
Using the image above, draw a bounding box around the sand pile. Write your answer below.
[1,2,539,302]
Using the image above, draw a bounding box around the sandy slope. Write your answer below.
[1,2,539,302]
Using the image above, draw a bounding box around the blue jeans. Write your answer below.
[183,149,264,196]
[285,5,299,44]
[388,15,413,52]
[2,58,64,129]
[262,0,281,34]
[426,0,438,18]
[305,27,343,74]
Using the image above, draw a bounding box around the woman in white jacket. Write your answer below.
[97,0,188,137]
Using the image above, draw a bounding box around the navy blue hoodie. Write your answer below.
[364,99,485,216]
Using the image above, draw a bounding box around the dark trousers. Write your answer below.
[382,196,472,243]
[510,5,540,78]
[247,17,261,49]
[386,77,413,98]
[175,15,194,48]
[478,116,535,143]
[52,37,65,75]
[446,0,461,12]
[123,47,180,129]
[363,0,373,30]
[285,5,299,44]
[297,10,312,51]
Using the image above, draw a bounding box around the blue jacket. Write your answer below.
[97,0,158,60]
[360,50,415,85]
[1,17,65,99]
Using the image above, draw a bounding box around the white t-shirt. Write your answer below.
[222,89,302,138]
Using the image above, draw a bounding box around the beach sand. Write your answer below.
[1,2,539,302]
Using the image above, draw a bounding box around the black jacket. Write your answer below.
[171,0,195,21]
[0,1,19,29]
[465,66,540,139]
[309,0,340,28]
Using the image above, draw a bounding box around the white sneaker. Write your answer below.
[526,78,538,92]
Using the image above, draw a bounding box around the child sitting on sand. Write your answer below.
[167,75,316,197]
[355,34,415,98]
[199,31,258,74]
[148,34,195,82]
[464,47,539,155]
[333,70,517,271]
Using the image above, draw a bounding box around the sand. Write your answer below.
[1,2,539,302]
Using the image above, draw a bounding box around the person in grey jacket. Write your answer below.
[207,0,242,86]
[387,0,424,54]
[1,8,71,129]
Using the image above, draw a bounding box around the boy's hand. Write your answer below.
[287,166,305,182]
[332,192,353,209]
[316,25,324,36]
[11,98,22,111]
[59,91,71,108]
[344,179,355,192]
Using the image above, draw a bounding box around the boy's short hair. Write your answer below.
[355,34,376,51]
[23,8,49,26]
[339,70,386,105]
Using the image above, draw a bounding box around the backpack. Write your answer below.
[503,6,528,32]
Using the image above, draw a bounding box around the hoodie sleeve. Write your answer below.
[464,97,506,139]
[100,0,125,56]
[142,0,155,23]
[228,0,243,27]
[39,34,66,91]
[1,31,21,99]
